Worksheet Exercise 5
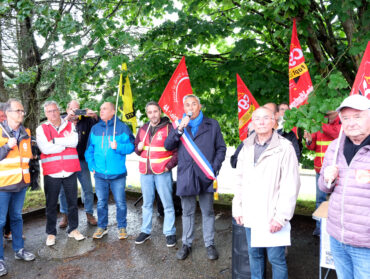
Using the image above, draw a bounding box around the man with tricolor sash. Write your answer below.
[0,99,35,277]
[134,101,178,247]
[304,111,341,236]
[164,95,226,261]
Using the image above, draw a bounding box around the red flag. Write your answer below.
[237,74,259,141]
[159,57,193,121]
[289,19,313,109]
[350,41,370,99]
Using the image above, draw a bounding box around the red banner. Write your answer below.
[237,74,259,141]
[289,19,313,109]
[159,57,193,121]
[350,41,370,99]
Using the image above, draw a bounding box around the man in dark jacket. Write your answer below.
[165,95,226,261]
[58,100,98,228]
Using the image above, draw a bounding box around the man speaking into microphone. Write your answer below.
[164,95,226,260]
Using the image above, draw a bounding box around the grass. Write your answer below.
[23,189,46,213]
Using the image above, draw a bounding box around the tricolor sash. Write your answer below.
[174,120,216,180]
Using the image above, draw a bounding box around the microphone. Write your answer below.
[186,111,193,119]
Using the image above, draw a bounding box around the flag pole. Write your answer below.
[113,78,121,143]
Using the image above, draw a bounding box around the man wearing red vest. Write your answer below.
[134,101,178,247]
[304,111,341,236]
[36,101,84,246]
[0,99,35,277]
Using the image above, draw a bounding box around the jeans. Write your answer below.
[0,187,27,260]
[59,160,94,215]
[330,236,370,279]
[315,172,327,230]
[94,175,127,229]
[44,173,78,235]
[245,227,288,279]
[140,172,176,236]
[181,192,215,247]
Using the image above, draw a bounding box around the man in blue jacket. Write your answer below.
[164,95,226,261]
[85,102,135,240]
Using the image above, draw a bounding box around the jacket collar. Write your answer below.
[1,121,29,141]
[185,116,211,139]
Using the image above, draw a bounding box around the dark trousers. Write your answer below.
[44,173,78,235]
[3,213,10,235]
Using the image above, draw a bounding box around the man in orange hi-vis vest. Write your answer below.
[36,101,84,247]
[0,99,35,277]
[134,101,178,247]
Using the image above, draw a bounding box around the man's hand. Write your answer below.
[164,167,169,172]
[137,142,144,151]
[303,130,312,142]
[234,216,244,226]
[269,219,283,233]
[65,109,76,121]
[110,140,117,150]
[178,116,190,132]
[324,165,339,183]
[7,138,17,149]
[86,109,98,119]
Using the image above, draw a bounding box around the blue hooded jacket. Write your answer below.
[85,116,134,179]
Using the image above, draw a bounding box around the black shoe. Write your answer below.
[166,235,177,247]
[206,245,219,260]
[135,232,151,244]
[176,245,191,260]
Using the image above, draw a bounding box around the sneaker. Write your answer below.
[118,228,128,240]
[135,232,150,244]
[0,260,7,277]
[86,213,97,226]
[46,235,56,246]
[206,245,219,260]
[15,248,35,261]
[68,229,85,241]
[58,213,68,229]
[93,228,108,239]
[166,235,177,247]
[176,244,191,260]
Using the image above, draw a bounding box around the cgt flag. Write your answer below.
[119,63,137,135]
[350,41,370,99]
[237,74,259,141]
[289,19,313,109]
[158,56,193,122]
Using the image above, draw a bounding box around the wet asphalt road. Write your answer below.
[2,195,337,279]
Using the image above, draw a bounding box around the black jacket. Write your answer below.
[164,116,226,196]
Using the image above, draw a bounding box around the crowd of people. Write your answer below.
[0,94,368,278]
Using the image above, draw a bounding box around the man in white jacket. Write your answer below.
[232,107,300,279]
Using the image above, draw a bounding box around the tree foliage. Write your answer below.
[0,0,369,148]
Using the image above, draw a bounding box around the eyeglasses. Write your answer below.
[8,109,25,115]
[46,109,59,114]
[253,116,274,122]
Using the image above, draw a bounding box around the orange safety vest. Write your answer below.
[40,122,81,175]
[0,127,32,188]
[138,125,173,174]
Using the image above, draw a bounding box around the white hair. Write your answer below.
[183,94,201,105]
[43,100,60,112]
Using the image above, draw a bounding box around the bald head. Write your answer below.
[100,102,115,122]
[263,103,279,128]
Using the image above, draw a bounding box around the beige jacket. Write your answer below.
[232,131,301,228]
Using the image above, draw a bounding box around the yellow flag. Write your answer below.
[119,63,137,135]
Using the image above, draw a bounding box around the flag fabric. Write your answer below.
[119,63,137,135]
[159,56,193,122]
[289,19,313,109]
[158,57,216,181]
[350,41,370,99]
[237,74,259,141]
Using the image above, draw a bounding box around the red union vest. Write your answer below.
[40,122,81,175]
[0,127,32,188]
[138,124,173,174]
